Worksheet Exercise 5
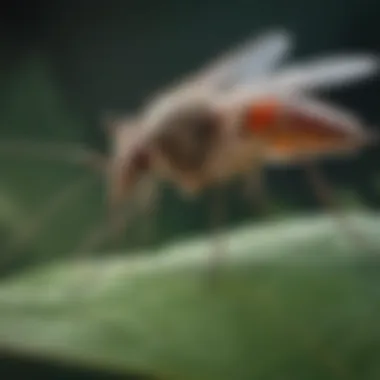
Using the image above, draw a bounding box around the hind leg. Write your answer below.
[303,161,372,252]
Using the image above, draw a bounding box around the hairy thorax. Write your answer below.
[149,101,266,195]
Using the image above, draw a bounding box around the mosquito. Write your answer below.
[1,29,379,261]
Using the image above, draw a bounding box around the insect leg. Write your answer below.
[304,161,372,251]
[243,167,273,218]
[134,177,161,248]
[102,177,159,252]
[205,183,229,286]
[2,175,96,270]
[71,200,132,257]
[0,138,109,258]
[72,175,159,256]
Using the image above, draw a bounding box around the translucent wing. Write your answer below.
[185,28,294,90]
[143,29,294,131]
[221,54,380,108]
[146,29,293,112]
[265,54,379,92]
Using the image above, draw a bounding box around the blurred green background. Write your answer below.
[0,0,380,379]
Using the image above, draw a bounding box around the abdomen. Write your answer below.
[243,96,370,163]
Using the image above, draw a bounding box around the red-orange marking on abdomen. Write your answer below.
[246,98,281,132]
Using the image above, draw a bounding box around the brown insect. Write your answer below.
[1,29,379,260]
[99,30,378,253]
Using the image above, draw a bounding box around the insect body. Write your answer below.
[108,91,376,207]
[99,28,379,255]
[2,29,378,255]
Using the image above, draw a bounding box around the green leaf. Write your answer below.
[0,212,379,380]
